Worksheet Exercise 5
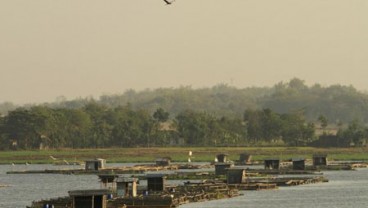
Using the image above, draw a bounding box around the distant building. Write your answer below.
[69,189,111,208]
[313,154,328,166]
[146,174,167,192]
[216,154,228,163]
[98,174,119,190]
[292,158,306,170]
[215,163,234,175]
[264,159,280,170]
[116,177,138,197]
[239,153,252,165]
[227,168,246,184]
[155,157,172,166]
[85,158,106,171]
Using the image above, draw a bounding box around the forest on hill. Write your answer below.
[2,78,367,123]
[0,78,368,150]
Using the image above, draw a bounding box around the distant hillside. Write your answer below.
[45,84,270,119]
[3,78,368,124]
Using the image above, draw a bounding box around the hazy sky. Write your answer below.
[1,0,368,104]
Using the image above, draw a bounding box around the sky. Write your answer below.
[1,0,368,104]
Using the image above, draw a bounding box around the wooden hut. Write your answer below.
[264,159,280,170]
[215,163,233,175]
[292,158,306,170]
[98,174,119,190]
[146,174,167,192]
[116,177,138,197]
[85,158,106,171]
[155,157,172,166]
[313,154,328,166]
[216,154,228,163]
[227,168,246,184]
[239,153,252,165]
[69,189,111,208]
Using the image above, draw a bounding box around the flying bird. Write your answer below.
[49,155,57,160]
[163,0,175,5]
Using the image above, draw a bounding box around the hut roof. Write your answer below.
[146,173,167,178]
[98,174,119,182]
[85,158,106,162]
[155,157,172,162]
[68,189,111,196]
[292,158,305,162]
[116,177,138,183]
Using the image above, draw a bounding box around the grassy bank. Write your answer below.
[0,147,367,164]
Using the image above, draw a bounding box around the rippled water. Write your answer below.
[0,164,100,208]
[181,169,368,208]
[0,165,367,208]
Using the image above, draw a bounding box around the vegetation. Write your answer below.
[0,103,367,150]
[1,78,368,150]
[3,78,368,123]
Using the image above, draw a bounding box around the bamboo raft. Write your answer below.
[246,169,323,175]
[29,197,71,208]
[227,175,327,191]
[28,181,240,208]
[7,164,213,175]
[243,176,328,187]
[0,184,9,188]
[229,183,278,191]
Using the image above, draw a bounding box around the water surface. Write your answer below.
[0,164,367,208]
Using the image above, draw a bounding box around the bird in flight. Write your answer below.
[163,0,175,5]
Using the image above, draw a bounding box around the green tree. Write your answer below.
[153,108,170,122]
[280,112,315,146]
[318,115,328,129]
[111,105,154,147]
[83,102,112,148]
[338,120,367,147]
[175,110,212,146]
[243,109,263,143]
[2,108,43,149]
[63,109,92,148]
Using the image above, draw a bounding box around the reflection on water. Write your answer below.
[0,165,368,208]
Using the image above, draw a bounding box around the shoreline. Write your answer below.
[0,147,367,165]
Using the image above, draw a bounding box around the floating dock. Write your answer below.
[0,184,9,188]
[28,180,240,208]
[229,183,278,191]
[7,163,213,175]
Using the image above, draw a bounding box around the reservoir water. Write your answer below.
[0,164,367,208]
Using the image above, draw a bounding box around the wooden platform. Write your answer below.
[8,164,213,175]
[229,183,278,191]
[28,181,240,208]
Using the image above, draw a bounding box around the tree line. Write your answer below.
[0,103,366,150]
[3,78,368,124]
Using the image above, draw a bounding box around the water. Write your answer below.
[0,164,100,208]
[1,165,367,208]
[181,169,368,208]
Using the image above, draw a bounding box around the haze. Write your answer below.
[1,0,367,104]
